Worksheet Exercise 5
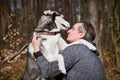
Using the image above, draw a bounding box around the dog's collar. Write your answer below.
[35,31,60,35]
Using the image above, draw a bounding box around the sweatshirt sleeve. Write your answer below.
[34,45,79,78]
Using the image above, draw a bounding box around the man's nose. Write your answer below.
[67,29,72,33]
[67,30,70,33]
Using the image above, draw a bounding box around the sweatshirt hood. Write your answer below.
[68,39,99,56]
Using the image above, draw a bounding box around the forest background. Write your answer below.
[0,0,120,80]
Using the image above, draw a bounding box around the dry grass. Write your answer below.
[0,54,26,80]
[102,48,120,80]
[0,48,120,80]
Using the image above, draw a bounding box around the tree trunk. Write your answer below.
[88,0,100,48]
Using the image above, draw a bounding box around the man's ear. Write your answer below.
[79,32,86,39]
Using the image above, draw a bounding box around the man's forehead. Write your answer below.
[74,23,83,28]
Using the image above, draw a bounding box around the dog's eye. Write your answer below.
[62,24,66,27]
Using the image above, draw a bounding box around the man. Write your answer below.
[32,21,106,80]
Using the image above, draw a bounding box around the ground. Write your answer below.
[0,49,120,80]
[0,54,26,80]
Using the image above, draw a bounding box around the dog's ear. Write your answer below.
[52,13,57,21]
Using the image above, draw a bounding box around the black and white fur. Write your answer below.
[21,10,70,80]
[31,10,70,74]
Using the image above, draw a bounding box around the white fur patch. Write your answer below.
[29,34,67,74]
[68,39,96,51]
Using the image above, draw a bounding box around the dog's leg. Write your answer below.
[57,37,68,51]
[21,51,41,80]
[57,54,66,74]
[21,43,44,80]
[56,36,67,74]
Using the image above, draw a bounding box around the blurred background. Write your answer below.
[0,0,120,80]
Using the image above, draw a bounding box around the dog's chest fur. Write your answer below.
[40,33,61,61]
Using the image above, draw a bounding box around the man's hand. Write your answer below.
[32,35,40,52]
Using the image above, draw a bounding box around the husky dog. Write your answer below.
[21,10,70,80]
[29,10,70,74]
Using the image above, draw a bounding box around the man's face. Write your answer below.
[67,23,85,43]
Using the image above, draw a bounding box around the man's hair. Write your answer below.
[78,20,96,41]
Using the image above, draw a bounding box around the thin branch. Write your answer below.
[5,43,28,61]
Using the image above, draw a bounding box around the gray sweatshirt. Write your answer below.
[34,44,106,80]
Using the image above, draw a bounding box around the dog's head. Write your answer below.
[34,10,70,32]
